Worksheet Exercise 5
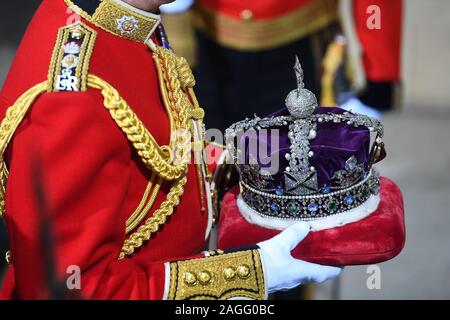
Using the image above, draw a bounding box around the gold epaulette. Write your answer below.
[167,250,266,300]
[47,22,97,93]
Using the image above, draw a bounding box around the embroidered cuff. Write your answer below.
[167,249,266,300]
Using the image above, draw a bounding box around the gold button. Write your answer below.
[240,9,253,21]
[216,249,224,255]
[237,265,251,279]
[184,272,197,286]
[193,108,206,121]
[223,267,236,281]
[197,271,212,285]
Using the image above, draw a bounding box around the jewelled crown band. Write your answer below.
[239,168,380,222]
[225,56,386,230]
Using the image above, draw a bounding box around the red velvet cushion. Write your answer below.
[217,177,405,266]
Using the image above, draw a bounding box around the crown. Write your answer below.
[225,56,386,230]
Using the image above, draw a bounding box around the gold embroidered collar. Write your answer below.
[64,0,161,43]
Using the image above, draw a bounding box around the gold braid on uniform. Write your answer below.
[0,10,266,299]
[152,47,193,164]
[125,174,162,234]
[92,69,191,259]
[119,176,187,259]
[118,47,201,258]
[0,45,206,259]
[89,74,188,181]
[0,54,198,248]
[0,75,188,214]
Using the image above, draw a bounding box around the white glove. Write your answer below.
[340,97,382,120]
[258,222,342,293]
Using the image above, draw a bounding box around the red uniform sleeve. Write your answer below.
[353,0,403,82]
[3,90,171,300]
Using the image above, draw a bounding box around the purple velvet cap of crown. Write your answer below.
[240,107,370,190]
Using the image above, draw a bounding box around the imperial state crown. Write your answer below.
[218,57,404,266]
[225,56,386,231]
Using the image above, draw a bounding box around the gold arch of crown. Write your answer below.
[0,47,207,259]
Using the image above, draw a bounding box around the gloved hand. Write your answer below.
[258,222,342,293]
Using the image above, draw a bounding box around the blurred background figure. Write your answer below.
[161,0,402,131]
